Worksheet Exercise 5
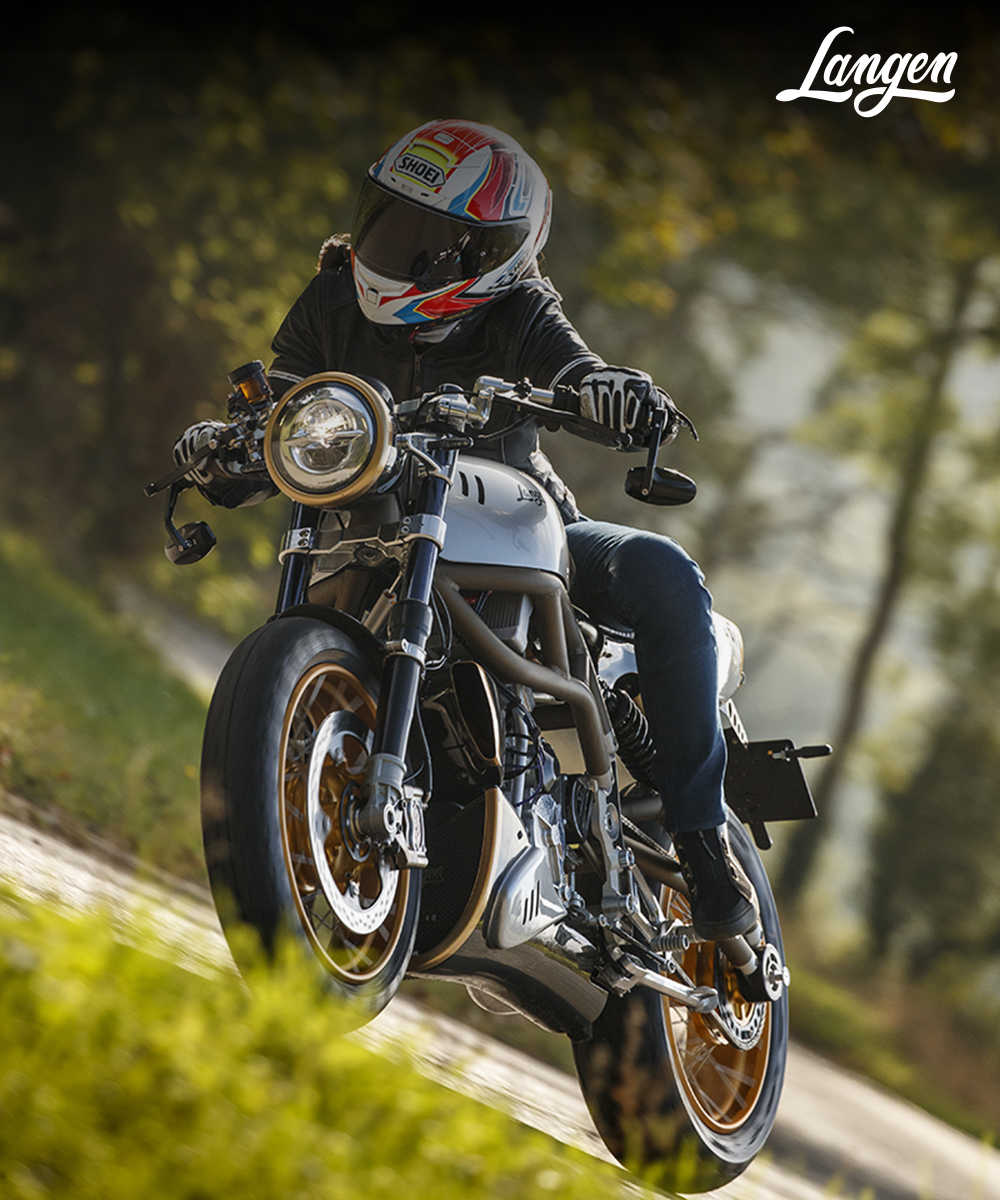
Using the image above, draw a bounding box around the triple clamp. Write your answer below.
[279,526,317,560]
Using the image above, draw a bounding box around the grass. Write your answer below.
[0,528,207,881]
[0,891,626,1200]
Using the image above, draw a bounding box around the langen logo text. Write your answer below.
[777,26,956,117]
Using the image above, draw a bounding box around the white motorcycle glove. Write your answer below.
[172,419,277,509]
[578,367,679,447]
[172,420,229,486]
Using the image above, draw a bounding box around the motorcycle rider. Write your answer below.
[175,119,756,942]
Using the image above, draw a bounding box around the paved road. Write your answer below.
[2,810,998,1199]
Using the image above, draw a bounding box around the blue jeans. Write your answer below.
[565,520,727,833]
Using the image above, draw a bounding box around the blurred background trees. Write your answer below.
[4,10,1000,1112]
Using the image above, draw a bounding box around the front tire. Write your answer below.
[572,812,787,1193]
[201,616,421,1023]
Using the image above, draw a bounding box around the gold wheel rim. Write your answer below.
[661,889,771,1133]
[279,661,409,983]
[410,787,502,971]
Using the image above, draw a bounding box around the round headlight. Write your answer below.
[264,373,395,506]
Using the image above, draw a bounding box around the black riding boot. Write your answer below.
[672,824,757,940]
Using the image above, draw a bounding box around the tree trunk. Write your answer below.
[776,260,979,909]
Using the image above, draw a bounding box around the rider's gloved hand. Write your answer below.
[172,420,277,509]
[173,420,229,487]
[578,367,683,448]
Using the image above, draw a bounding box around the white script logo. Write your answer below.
[776,26,956,117]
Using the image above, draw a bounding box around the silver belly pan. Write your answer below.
[442,456,570,581]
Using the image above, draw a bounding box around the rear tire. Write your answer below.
[572,811,787,1193]
[201,616,421,1023]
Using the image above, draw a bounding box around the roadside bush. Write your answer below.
[0,894,619,1199]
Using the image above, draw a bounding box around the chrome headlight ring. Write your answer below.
[264,373,396,507]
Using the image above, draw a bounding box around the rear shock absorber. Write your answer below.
[601,681,657,790]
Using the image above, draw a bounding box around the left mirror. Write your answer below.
[165,521,217,565]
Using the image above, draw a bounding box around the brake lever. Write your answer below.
[490,390,638,449]
[143,425,240,498]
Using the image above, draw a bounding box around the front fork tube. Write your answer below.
[274,502,317,613]
[358,443,458,867]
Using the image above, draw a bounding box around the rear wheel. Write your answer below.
[201,616,421,1022]
[572,812,787,1193]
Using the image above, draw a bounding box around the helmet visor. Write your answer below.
[352,177,530,292]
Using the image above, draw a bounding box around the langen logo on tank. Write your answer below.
[777,26,957,117]
[392,152,446,189]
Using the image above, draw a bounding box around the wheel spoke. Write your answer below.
[279,660,409,985]
[686,1042,757,1110]
[662,876,772,1132]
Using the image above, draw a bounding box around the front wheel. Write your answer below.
[201,616,421,1023]
[572,811,787,1193]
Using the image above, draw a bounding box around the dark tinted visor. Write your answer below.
[352,176,530,291]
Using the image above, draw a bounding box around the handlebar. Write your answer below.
[469,376,643,448]
[147,371,696,509]
[473,375,557,406]
[468,376,696,507]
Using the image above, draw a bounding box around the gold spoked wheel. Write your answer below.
[279,662,411,983]
[571,812,787,1191]
[661,890,770,1134]
[202,618,420,1019]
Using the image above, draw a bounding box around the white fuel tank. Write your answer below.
[441,456,570,580]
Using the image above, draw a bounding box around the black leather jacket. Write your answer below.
[268,257,605,522]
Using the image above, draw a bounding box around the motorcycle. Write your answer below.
[147,361,826,1193]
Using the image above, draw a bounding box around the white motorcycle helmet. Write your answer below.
[350,119,552,326]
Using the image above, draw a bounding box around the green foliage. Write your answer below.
[0,46,786,582]
[862,323,1000,992]
[0,528,206,878]
[870,700,1000,973]
[143,498,286,642]
[0,892,618,1199]
[0,48,442,570]
[789,960,918,1095]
